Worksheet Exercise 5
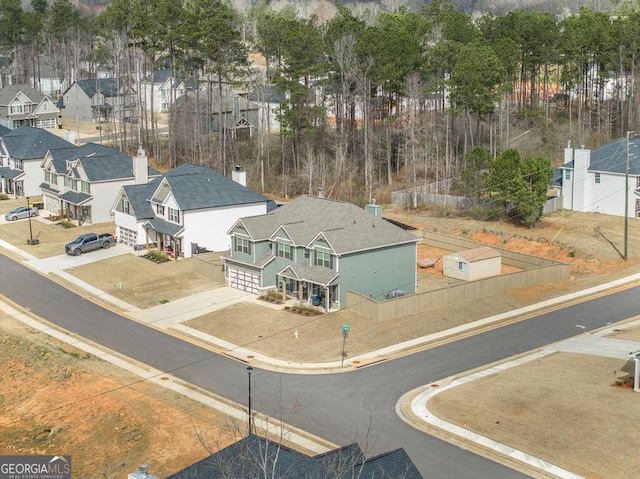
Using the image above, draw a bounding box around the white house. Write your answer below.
[0,126,73,197]
[443,246,501,281]
[560,137,640,217]
[40,143,161,224]
[112,163,271,258]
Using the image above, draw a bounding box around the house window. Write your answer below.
[168,207,179,223]
[81,180,90,194]
[65,95,70,103]
[156,204,165,215]
[122,198,130,215]
[595,173,601,184]
[277,242,291,259]
[64,176,77,190]
[565,170,571,180]
[315,250,330,268]
[10,105,22,114]
[14,159,23,171]
[45,170,55,183]
[458,261,468,271]
[234,237,250,254]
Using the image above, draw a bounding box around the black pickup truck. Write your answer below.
[65,233,116,256]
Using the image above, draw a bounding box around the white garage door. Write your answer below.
[118,227,137,247]
[228,268,259,293]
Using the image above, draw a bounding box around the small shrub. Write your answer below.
[284,306,290,310]
[568,250,576,258]
[0,193,9,200]
[59,219,76,229]
[144,248,170,262]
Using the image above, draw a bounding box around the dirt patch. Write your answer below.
[427,352,640,479]
[65,254,219,309]
[0,316,236,479]
[605,323,640,342]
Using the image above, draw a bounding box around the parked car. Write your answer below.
[65,233,116,256]
[5,206,39,221]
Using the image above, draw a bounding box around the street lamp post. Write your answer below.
[26,196,34,244]
[246,366,253,435]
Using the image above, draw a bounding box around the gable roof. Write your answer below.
[46,142,161,182]
[121,178,161,220]
[161,163,267,211]
[588,136,640,175]
[564,137,640,175]
[74,78,123,98]
[0,84,48,106]
[236,195,419,255]
[1,126,72,160]
[166,434,423,479]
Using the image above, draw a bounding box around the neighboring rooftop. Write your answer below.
[1,126,72,159]
[237,195,419,254]
[166,434,423,479]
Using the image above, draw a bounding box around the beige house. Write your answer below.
[443,246,501,281]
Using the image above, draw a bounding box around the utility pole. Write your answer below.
[625,131,634,260]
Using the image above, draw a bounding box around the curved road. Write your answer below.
[2,254,637,478]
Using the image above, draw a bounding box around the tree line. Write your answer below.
[0,0,638,213]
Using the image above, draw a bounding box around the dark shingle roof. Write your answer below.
[58,190,92,205]
[122,178,160,220]
[0,124,11,136]
[238,195,419,255]
[75,78,123,98]
[166,435,423,479]
[163,163,268,210]
[585,137,640,175]
[1,126,73,160]
[0,166,24,180]
[48,142,161,182]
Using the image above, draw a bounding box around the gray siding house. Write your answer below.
[223,195,419,309]
[0,84,59,129]
[60,78,130,123]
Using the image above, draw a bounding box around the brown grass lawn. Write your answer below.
[0,198,114,259]
[65,254,219,309]
[428,352,640,479]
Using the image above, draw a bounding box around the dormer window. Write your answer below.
[277,242,291,259]
[156,204,165,215]
[168,207,179,223]
[234,237,250,254]
[315,250,331,268]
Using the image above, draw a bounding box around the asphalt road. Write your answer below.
[2,253,638,478]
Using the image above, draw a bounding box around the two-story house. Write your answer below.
[0,126,73,197]
[40,143,160,224]
[560,137,640,217]
[112,163,271,258]
[222,195,419,309]
[60,78,131,123]
[0,84,59,129]
[138,70,186,113]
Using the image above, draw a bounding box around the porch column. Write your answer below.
[281,277,286,302]
[298,282,303,307]
[325,286,329,312]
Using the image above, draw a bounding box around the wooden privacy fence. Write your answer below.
[192,252,225,282]
[346,231,570,322]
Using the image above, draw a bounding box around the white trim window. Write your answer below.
[168,207,180,223]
